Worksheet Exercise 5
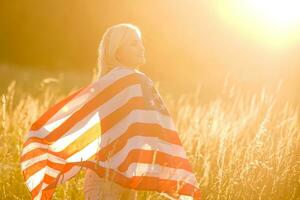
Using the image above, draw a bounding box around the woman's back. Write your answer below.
[84,66,140,200]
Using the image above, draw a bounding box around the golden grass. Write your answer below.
[0,78,299,200]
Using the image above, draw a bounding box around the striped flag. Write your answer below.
[20,66,201,200]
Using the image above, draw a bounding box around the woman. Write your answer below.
[84,23,145,200]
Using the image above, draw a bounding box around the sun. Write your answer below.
[214,0,300,48]
[243,0,300,30]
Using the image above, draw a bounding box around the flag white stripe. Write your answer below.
[179,195,194,200]
[21,152,66,171]
[24,68,135,142]
[125,163,198,186]
[66,135,101,162]
[59,163,197,190]
[33,183,49,200]
[22,84,143,155]
[66,109,177,162]
[24,113,70,141]
[68,135,186,169]
[44,113,73,132]
[44,68,135,126]
[24,128,50,142]
[97,84,142,119]
[21,142,49,157]
[21,154,48,171]
[26,167,45,191]
[32,166,81,200]
[105,135,187,168]
[50,111,100,152]
[33,190,42,200]
[22,109,176,170]
[26,166,60,192]
[99,109,176,147]
[25,114,72,141]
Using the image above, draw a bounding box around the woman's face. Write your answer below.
[115,30,146,68]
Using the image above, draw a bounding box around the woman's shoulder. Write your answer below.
[133,69,154,86]
[102,66,154,87]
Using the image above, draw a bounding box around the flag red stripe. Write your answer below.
[31,181,42,199]
[27,148,199,199]
[43,174,57,185]
[95,123,181,161]
[21,148,47,164]
[45,74,141,143]
[23,160,64,181]
[41,187,56,200]
[49,96,146,159]
[23,160,47,181]
[117,149,192,172]
[31,174,57,199]
[24,150,192,195]
[21,95,144,152]
[23,73,141,149]
[99,97,168,136]
[21,121,179,163]
[21,149,46,163]
[21,96,174,162]
[30,87,85,131]
[60,161,201,199]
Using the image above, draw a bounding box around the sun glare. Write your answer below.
[214,0,300,48]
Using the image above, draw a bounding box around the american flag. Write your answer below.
[20,66,201,200]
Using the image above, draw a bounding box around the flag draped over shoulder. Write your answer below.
[20,66,201,200]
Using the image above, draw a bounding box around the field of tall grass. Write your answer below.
[0,72,299,199]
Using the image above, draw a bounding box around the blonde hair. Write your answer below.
[95,23,142,79]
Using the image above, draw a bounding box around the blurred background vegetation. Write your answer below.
[1,0,300,104]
